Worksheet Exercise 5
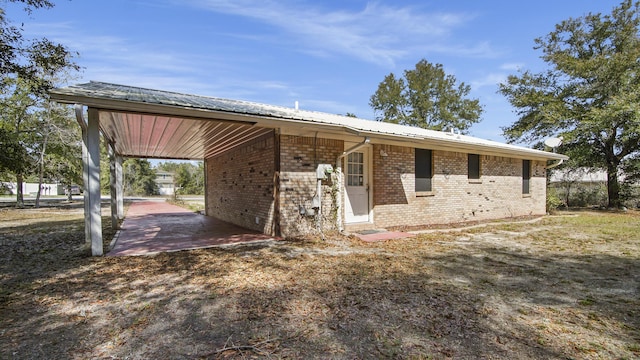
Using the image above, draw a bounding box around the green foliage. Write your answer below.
[123,159,158,196]
[0,77,37,175]
[0,127,28,174]
[0,1,79,206]
[370,59,483,133]
[499,0,640,208]
[0,76,80,205]
[0,1,78,95]
[546,187,564,213]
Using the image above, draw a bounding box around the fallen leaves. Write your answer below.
[1,207,639,359]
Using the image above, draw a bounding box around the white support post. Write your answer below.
[81,120,91,249]
[86,108,103,256]
[116,154,124,219]
[108,143,119,230]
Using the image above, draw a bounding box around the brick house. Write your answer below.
[51,82,567,251]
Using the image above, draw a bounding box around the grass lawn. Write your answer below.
[0,204,638,359]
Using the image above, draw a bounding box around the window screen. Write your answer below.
[522,160,531,194]
[415,148,432,192]
[468,154,480,180]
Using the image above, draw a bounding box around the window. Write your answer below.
[522,160,531,194]
[415,148,433,192]
[347,152,364,186]
[468,154,480,180]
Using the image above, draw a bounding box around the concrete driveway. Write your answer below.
[109,200,277,256]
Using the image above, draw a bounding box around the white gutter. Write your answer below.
[546,158,564,169]
[335,137,370,233]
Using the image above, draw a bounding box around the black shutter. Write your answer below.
[415,149,432,192]
[468,154,480,180]
[522,160,531,194]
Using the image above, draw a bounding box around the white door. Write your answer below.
[344,150,370,223]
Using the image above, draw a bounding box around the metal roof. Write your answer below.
[50,81,568,161]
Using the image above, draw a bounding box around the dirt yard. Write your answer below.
[0,203,638,359]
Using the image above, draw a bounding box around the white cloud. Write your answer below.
[181,0,487,66]
[471,73,508,90]
[500,62,525,71]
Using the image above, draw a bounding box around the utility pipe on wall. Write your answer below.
[335,137,370,233]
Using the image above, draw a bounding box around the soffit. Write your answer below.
[99,110,273,160]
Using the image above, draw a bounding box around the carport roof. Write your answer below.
[50,81,568,161]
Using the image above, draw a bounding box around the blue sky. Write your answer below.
[8,0,620,142]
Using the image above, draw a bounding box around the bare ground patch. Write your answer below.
[0,207,639,359]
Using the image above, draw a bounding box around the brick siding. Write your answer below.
[204,134,548,237]
[205,132,276,234]
[278,135,343,237]
[372,144,547,228]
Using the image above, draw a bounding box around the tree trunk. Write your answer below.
[35,133,49,208]
[35,185,42,208]
[16,173,24,208]
[563,181,572,207]
[606,163,621,208]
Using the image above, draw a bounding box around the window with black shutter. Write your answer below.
[522,160,531,194]
[415,148,432,192]
[468,154,480,180]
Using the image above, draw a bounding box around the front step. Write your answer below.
[344,222,379,233]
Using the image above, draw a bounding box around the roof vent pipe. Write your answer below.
[295,101,299,111]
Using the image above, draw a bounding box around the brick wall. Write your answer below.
[278,135,343,237]
[372,144,547,228]
[205,134,548,237]
[205,132,276,234]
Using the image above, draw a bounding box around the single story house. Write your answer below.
[50,81,568,255]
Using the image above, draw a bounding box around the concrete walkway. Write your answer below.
[354,230,415,242]
[109,200,277,256]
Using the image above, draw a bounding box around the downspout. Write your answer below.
[335,136,370,233]
[546,158,564,169]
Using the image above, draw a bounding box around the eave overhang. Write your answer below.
[50,81,569,162]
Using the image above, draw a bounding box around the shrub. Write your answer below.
[546,187,563,213]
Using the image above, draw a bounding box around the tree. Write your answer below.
[0,1,79,206]
[123,159,158,196]
[0,77,39,206]
[370,59,483,133]
[499,0,640,208]
[36,103,82,202]
[0,1,78,95]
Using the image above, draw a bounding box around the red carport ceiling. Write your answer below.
[99,110,273,160]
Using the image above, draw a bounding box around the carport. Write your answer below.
[50,82,277,256]
[108,200,277,256]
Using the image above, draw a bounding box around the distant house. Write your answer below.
[550,168,609,184]
[549,168,623,207]
[155,170,175,195]
[1,182,64,196]
[51,81,569,242]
